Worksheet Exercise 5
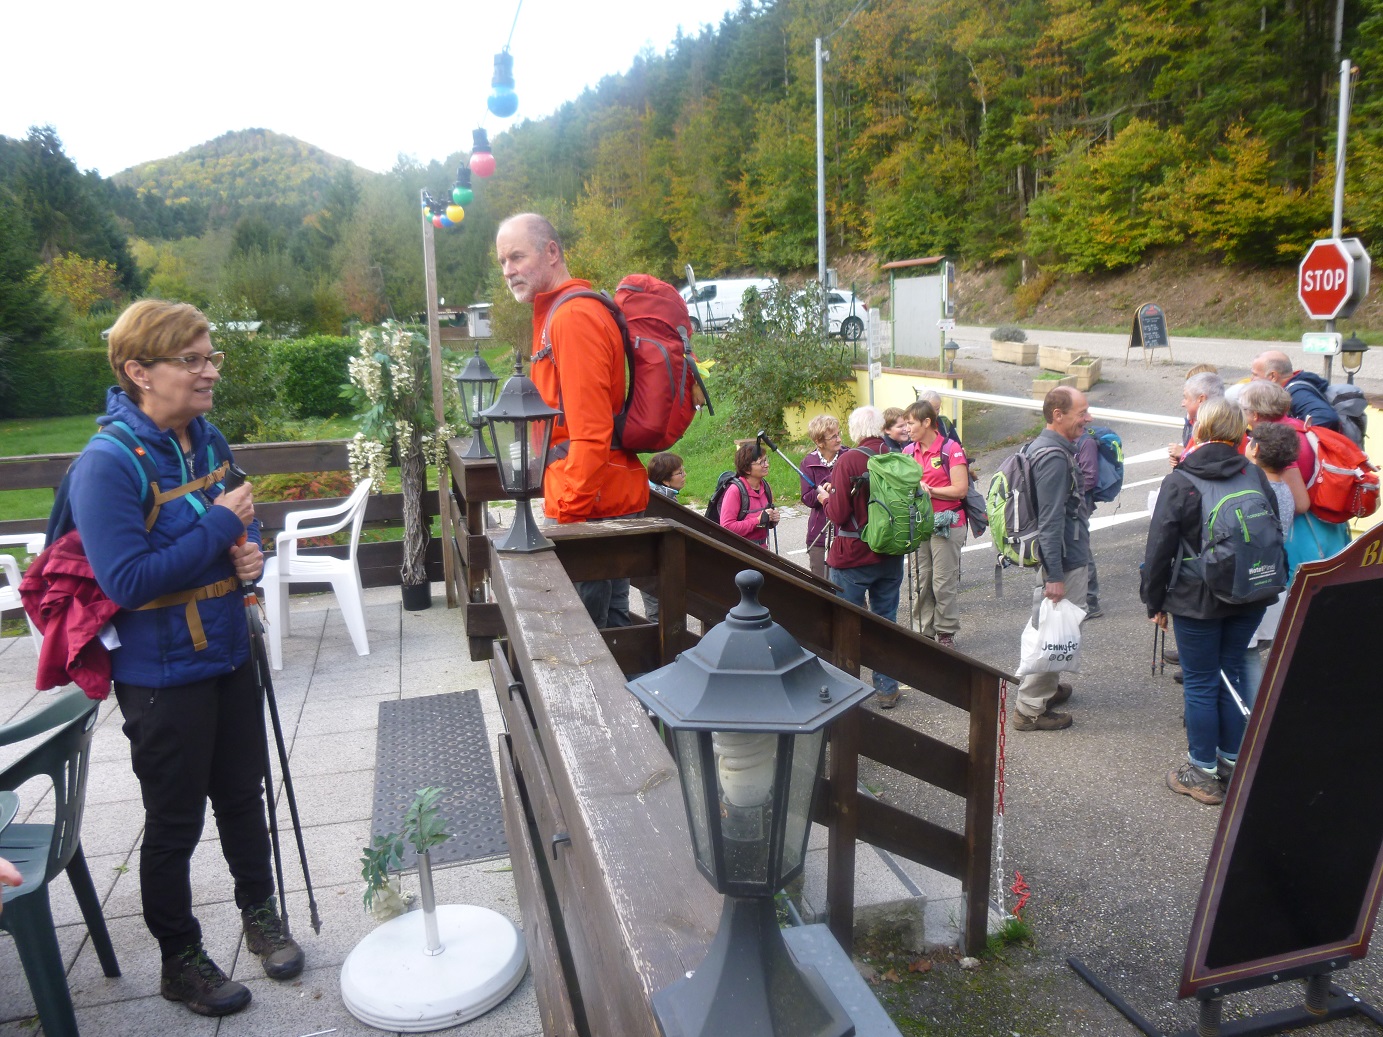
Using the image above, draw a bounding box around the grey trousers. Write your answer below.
[1015,566,1088,718]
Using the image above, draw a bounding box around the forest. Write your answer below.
[5,0,1383,416]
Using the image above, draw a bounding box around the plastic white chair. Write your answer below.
[260,479,373,670]
[0,534,47,655]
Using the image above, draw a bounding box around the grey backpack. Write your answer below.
[1176,468,1287,606]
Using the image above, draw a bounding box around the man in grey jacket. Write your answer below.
[1014,387,1091,731]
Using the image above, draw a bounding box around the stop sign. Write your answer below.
[1299,238,1371,319]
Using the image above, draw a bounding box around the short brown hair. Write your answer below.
[107,300,211,402]
[1247,420,1300,472]
[882,407,905,427]
[904,399,937,426]
[1043,386,1076,424]
[647,452,683,485]
[734,439,765,477]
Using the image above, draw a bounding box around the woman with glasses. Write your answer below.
[800,414,842,580]
[66,300,302,1017]
[719,440,779,548]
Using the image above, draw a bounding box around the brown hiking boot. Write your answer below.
[161,944,251,1017]
[242,897,305,980]
[1166,763,1225,805]
[1012,709,1072,731]
[1050,682,1073,705]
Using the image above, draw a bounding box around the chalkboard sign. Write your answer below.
[1125,302,1173,366]
[1180,528,1383,998]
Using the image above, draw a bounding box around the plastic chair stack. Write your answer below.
[0,689,120,1037]
[261,478,373,670]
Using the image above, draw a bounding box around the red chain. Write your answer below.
[1011,871,1031,918]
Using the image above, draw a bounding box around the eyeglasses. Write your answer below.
[138,351,226,374]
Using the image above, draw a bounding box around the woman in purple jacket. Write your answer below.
[800,414,842,580]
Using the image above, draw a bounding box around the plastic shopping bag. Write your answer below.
[1017,597,1084,676]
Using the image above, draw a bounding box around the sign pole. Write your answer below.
[1325,59,1354,383]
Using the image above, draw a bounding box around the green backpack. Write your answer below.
[838,446,934,555]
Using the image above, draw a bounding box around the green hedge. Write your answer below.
[273,335,356,418]
[4,348,111,418]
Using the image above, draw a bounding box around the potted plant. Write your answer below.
[343,786,528,1031]
[344,321,455,611]
[989,325,1036,365]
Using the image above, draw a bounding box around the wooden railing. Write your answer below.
[449,448,1012,1032]
[0,440,443,587]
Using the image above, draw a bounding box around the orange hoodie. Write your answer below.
[530,279,649,522]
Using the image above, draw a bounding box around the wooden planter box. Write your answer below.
[991,340,1036,365]
[1038,344,1085,372]
[1031,374,1077,400]
[1066,355,1102,391]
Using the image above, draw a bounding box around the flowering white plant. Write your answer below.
[344,321,459,588]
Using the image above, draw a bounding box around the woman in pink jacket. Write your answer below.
[719,441,780,547]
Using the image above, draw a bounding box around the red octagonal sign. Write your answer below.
[1299,238,1367,320]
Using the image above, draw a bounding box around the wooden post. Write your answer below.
[420,194,458,607]
[962,670,999,955]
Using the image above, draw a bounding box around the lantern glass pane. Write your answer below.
[488,418,524,492]
[780,730,825,879]
[674,729,715,877]
[712,730,779,888]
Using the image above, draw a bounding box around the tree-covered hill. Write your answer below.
[110,128,364,233]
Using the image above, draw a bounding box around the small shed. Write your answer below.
[881,256,954,362]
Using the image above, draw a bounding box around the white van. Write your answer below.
[680,277,777,333]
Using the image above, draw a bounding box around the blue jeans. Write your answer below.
[830,556,904,696]
[1173,610,1265,771]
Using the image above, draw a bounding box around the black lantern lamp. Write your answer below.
[942,338,959,373]
[626,570,874,1037]
[455,345,500,458]
[477,359,559,552]
[1342,333,1369,384]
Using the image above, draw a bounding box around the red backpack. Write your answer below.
[539,274,712,453]
[1304,425,1380,523]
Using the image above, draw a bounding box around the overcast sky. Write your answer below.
[2,0,744,176]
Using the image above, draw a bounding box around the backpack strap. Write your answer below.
[535,288,632,437]
[135,576,241,651]
[98,422,229,531]
[836,446,878,539]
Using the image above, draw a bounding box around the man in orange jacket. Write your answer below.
[495,213,648,626]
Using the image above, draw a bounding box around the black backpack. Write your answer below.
[1175,468,1287,606]
[705,471,774,525]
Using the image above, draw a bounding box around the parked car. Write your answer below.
[680,277,777,333]
[827,290,867,341]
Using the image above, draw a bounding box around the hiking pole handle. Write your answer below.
[222,463,251,548]
[757,430,815,487]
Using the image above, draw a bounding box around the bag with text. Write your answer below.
[1017,597,1084,676]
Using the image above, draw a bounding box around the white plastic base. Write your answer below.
[340,905,527,1032]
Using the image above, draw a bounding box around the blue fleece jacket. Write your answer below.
[68,388,259,687]
[1284,370,1341,432]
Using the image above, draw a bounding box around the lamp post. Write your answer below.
[942,338,959,374]
[1341,333,1369,384]
[478,359,558,553]
[455,344,500,458]
[627,569,874,1037]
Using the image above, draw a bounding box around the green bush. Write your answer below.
[207,304,289,444]
[274,335,356,418]
[3,348,110,418]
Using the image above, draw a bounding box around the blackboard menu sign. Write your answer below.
[1131,302,1169,350]
[1180,527,1383,998]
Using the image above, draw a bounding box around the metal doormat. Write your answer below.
[371,689,508,867]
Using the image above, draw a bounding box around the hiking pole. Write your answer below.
[224,465,322,934]
[1220,670,1252,718]
[756,430,815,487]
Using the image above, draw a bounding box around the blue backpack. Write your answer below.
[48,422,226,542]
[1086,426,1124,504]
